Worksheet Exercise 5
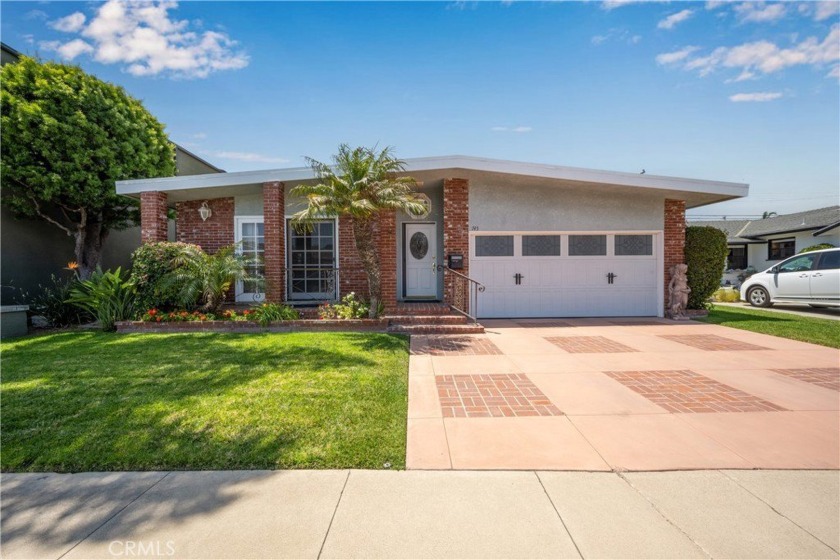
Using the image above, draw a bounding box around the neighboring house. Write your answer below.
[0,42,224,303]
[118,157,748,318]
[689,206,840,286]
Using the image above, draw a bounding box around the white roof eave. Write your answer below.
[116,155,749,199]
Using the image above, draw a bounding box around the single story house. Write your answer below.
[690,206,840,286]
[118,157,748,318]
[0,41,225,304]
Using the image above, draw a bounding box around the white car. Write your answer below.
[740,248,840,308]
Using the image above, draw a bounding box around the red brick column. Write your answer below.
[338,216,368,298]
[263,182,285,302]
[140,191,168,243]
[664,199,687,311]
[175,198,234,254]
[375,210,397,311]
[443,178,470,306]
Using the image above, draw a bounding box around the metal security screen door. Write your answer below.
[288,220,337,300]
[235,217,265,302]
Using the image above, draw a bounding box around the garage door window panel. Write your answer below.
[615,235,653,256]
[522,235,562,257]
[476,236,514,257]
[569,235,607,256]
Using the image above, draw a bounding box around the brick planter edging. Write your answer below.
[115,319,390,334]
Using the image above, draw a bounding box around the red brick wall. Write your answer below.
[263,182,285,302]
[375,211,397,310]
[664,198,687,309]
[443,178,470,306]
[140,191,168,243]
[175,198,235,254]
[337,213,397,308]
[338,216,368,298]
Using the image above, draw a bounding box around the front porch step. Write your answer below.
[385,314,469,325]
[388,323,485,334]
[392,303,452,315]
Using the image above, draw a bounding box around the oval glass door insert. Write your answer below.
[410,232,429,260]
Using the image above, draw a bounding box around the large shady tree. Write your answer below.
[1,56,176,279]
[292,145,425,317]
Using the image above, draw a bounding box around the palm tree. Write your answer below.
[292,145,426,317]
[164,244,248,313]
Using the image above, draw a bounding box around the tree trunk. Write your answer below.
[74,220,108,280]
[351,216,381,318]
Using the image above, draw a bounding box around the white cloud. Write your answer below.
[814,1,840,22]
[591,28,642,46]
[212,151,289,164]
[49,12,86,33]
[705,1,728,10]
[491,126,532,133]
[729,92,783,102]
[657,24,840,80]
[191,132,207,140]
[655,46,700,65]
[39,0,248,79]
[658,9,694,30]
[733,2,787,23]
[601,0,641,10]
[25,9,48,20]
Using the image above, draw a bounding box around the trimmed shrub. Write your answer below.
[685,226,729,309]
[799,243,835,253]
[131,242,201,311]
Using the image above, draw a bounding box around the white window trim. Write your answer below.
[234,215,265,303]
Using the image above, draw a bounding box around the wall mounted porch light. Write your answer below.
[198,201,213,222]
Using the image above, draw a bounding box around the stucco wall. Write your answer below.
[469,182,665,232]
[235,193,264,216]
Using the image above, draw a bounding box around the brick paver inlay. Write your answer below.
[605,370,787,413]
[516,320,573,328]
[545,336,639,353]
[659,334,768,351]
[771,368,840,392]
[412,336,502,356]
[436,374,563,418]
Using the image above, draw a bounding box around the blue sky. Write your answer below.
[2,0,838,217]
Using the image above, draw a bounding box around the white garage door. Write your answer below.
[471,232,661,318]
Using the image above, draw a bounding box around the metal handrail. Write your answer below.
[441,266,485,324]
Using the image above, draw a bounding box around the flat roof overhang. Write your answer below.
[117,155,749,209]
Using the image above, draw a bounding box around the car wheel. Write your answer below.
[747,286,772,308]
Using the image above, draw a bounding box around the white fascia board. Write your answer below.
[117,155,749,198]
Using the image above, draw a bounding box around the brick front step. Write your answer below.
[392,303,452,315]
[385,315,469,325]
[388,324,485,334]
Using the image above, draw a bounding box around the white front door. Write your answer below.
[405,223,437,298]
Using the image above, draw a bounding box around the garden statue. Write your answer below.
[668,263,691,320]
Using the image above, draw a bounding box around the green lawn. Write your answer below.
[697,305,840,349]
[1,331,409,472]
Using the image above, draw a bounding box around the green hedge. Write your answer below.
[685,226,728,309]
[131,242,201,311]
[799,243,835,253]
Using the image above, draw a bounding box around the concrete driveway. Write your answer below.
[407,318,840,470]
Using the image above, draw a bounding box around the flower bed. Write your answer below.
[115,318,390,333]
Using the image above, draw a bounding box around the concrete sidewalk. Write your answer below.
[2,470,838,559]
